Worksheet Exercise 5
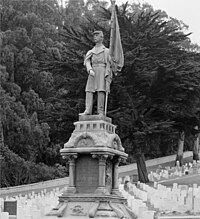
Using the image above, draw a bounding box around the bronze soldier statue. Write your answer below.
[79,31,112,116]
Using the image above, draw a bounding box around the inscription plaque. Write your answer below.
[76,155,99,193]
[4,201,17,215]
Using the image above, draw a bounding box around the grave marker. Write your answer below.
[4,200,17,216]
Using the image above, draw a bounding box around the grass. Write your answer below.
[159,173,200,187]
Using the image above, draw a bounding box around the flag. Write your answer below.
[109,1,124,74]
[105,1,124,115]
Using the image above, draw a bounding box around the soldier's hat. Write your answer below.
[92,30,104,37]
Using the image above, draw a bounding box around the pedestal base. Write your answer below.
[63,186,76,195]
[111,188,122,196]
[94,187,109,195]
[42,194,136,219]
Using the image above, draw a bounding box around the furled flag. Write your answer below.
[105,0,124,115]
[109,0,124,74]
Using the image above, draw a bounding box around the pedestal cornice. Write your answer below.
[79,114,112,123]
[61,147,128,160]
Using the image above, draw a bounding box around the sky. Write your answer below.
[114,0,200,45]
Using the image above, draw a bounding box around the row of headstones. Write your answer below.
[119,182,155,219]
[148,161,200,182]
[1,177,200,218]
[0,187,65,219]
[119,178,200,219]
[0,184,154,219]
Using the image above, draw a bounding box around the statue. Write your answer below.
[79,31,111,116]
[80,0,124,116]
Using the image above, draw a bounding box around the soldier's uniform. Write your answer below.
[81,31,112,115]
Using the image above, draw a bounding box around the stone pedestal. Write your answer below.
[42,115,136,218]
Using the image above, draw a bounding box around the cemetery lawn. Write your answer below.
[159,173,200,186]
[123,155,194,182]
[121,156,193,177]
[147,156,193,173]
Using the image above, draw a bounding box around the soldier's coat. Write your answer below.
[84,45,112,93]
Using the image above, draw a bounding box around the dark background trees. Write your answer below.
[1,0,200,187]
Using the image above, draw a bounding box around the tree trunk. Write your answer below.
[0,35,4,149]
[175,131,185,166]
[0,107,4,188]
[0,106,4,148]
[193,134,200,161]
[135,153,149,183]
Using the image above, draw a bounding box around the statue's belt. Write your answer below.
[92,63,106,67]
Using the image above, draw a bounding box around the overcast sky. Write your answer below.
[114,0,200,45]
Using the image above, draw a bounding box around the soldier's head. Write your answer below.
[93,31,104,44]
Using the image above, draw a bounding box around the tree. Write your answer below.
[1,144,68,187]
[65,0,85,26]
[0,0,69,186]
[148,61,200,165]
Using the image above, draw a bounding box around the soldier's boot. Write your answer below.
[79,92,93,115]
[97,91,105,116]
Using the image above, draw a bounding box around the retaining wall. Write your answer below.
[0,177,69,197]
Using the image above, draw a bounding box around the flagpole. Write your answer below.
[105,0,115,116]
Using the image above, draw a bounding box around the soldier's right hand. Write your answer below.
[89,69,95,77]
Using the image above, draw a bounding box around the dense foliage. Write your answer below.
[1,0,200,187]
